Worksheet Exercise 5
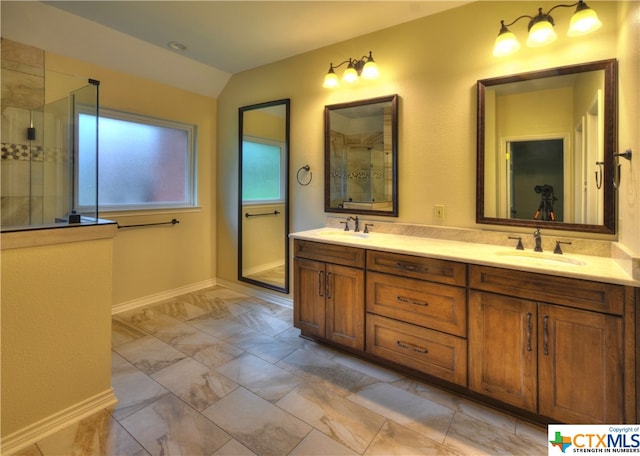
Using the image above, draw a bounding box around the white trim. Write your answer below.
[1,389,117,456]
[217,278,292,308]
[111,278,216,314]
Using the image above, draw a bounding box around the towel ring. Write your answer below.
[296,165,312,186]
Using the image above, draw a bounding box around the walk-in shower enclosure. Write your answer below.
[1,63,99,231]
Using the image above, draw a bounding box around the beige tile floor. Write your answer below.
[17,286,548,456]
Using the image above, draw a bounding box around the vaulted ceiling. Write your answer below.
[2,1,468,96]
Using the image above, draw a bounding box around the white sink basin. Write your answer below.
[495,250,586,266]
[315,230,370,239]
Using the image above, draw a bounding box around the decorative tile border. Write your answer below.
[1,142,60,161]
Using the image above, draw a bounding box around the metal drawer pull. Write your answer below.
[543,315,549,355]
[318,270,324,297]
[396,261,420,272]
[526,312,532,352]
[396,340,428,354]
[396,295,428,306]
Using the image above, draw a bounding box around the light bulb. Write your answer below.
[568,4,602,36]
[527,19,557,47]
[493,30,521,57]
[342,66,358,84]
[361,61,379,80]
[323,71,339,88]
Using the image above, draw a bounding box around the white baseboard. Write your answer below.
[1,388,118,456]
[216,278,292,308]
[112,278,217,314]
[112,278,291,314]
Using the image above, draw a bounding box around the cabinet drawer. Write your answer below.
[366,314,467,386]
[294,240,365,268]
[469,265,624,315]
[367,250,466,286]
[366,271,466,336]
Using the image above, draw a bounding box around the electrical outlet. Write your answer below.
[434,205,445,220]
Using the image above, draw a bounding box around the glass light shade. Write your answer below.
[527,20,557,47]
[361,61,379,80]
[568,6,602,36]
[342,66,359,84]
[493,30,521,57]
[323,71,339,88]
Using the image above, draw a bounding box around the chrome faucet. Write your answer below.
[349,216,360,232]
[533,229,543,252]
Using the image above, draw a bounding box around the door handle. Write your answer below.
[526,312,532,352]
[318,270,324,297]
[397,295,428,306]
[396,340,428,354]
[396,261,419,272]
[543,315,549,355]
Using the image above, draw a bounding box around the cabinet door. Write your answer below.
[469,291,537,411]
[293,258,325,338]
[325,263,365,350]
[538,304,624,423]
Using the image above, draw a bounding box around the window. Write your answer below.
[78,108,197,211]
[241,138,284,203]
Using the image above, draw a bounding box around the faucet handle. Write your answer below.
[364,223,374,234]
[340,220,350,231]
[508,236,524,250]
[554,241,571,255]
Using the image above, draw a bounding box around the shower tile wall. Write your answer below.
[1,39,45,227]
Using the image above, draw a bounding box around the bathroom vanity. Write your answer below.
[291,227,639,425]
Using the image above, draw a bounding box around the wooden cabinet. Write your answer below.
[538,303,623,423]
[366,250,468,386]
[291,238,637,424]
[367,313,467,385]
[469,265,626,423]
[293,240,365,350]
[469,292,537,410]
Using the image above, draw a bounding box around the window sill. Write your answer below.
[101,207,202,219]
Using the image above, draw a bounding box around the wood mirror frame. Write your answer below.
[476,59,617,234]
[324,94,398,217]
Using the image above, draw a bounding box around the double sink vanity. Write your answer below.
[290,224,639,425]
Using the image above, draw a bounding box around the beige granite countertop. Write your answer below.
[290,227,640,288]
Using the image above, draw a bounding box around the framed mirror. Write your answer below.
[477,59,617,234]
[238,99,290,293]
[325,94,398,216]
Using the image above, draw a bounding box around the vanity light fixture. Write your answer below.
[493,1,602,57]
[323,51,379,88]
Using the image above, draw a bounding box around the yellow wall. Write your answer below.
[1,228,116,439]
[617,2,640,255]
[497,87,574,141]
[43,53,218,305]
[217,1,636,288]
